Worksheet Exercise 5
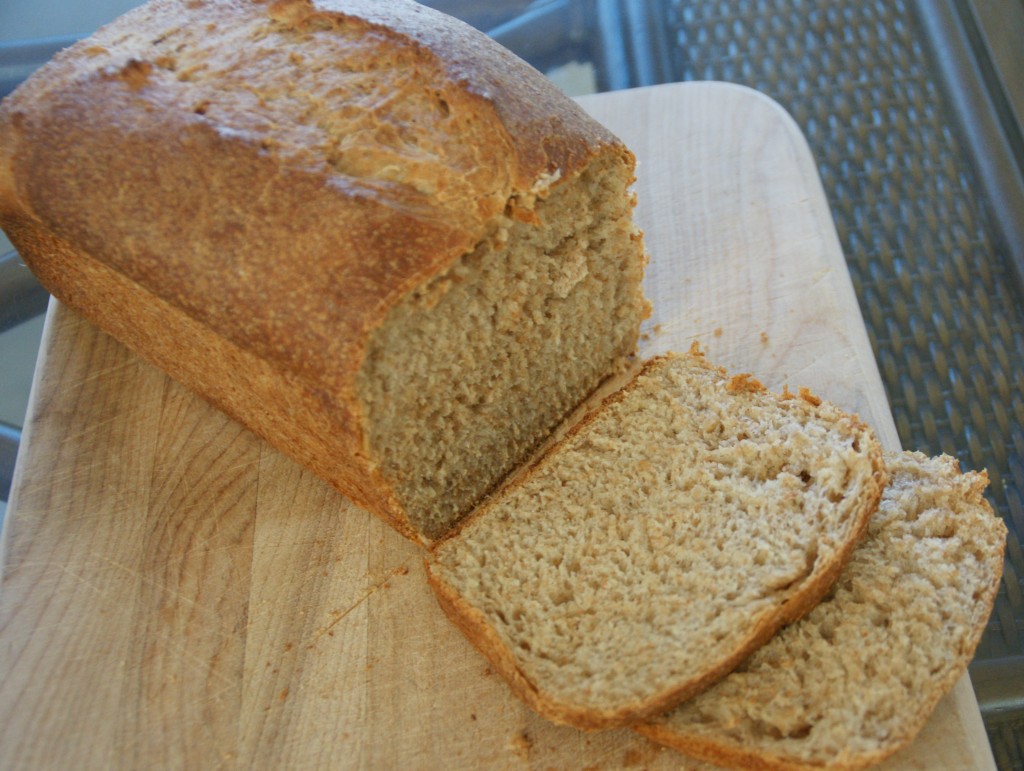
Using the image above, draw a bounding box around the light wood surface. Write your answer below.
[0,82,995,769]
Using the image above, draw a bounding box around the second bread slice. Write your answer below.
[637,451,1006,769]
[426,350,886,729]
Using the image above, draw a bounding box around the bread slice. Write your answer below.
[638,450,1007,770]
[425,350,885,730]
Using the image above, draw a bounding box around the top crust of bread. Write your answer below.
[426,351,886,730]
[0,0,628,451]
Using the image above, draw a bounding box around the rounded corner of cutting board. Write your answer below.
[577,81,816,160]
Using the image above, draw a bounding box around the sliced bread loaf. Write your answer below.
[0,0,648,544]
[638,450,1007,770]
[425,350,886,730]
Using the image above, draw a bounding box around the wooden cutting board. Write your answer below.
[0,82,996,770]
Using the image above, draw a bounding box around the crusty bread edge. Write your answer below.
[0,217,426,543]
[425,350,887,730]
[634,462,1007,771]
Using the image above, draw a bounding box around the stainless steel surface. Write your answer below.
[0,35,79,99]
[972,655,1024,770]
[973,656,1024,724]
[916,0,1024,293]
[594,0,674,90]
[0,249,49,334]
[965,0,1024,138]
[0,422,19,502]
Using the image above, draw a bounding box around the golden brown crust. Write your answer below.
[634,723,865,771]
[1,0,621,389]
[0,0,632,543]
[8,219,421,539]
[1,1,623,379]
[426,351,886,730]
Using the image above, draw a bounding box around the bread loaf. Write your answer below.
[639,450,1006,770]
[0,0,648,543]
[426,350,886,730]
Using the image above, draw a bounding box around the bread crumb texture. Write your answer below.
[358,153,646,539]
[427,351,884,728]
[640,450,1006,770]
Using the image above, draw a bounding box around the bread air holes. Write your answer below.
[869,609,891,629]
[552,588,574,606]
[786,723,813,740]
[752,718,813,741]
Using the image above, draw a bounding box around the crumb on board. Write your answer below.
[782,385,822,405]
[713,327,723,337]
[639,323,664,343]
[509,730,532,759]
[798,386,823,406]
[760,330,769,344]
[726,373,765,394]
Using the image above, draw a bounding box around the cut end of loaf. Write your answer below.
[426,350,885,729]
[357,152,648,541]
[639,450,1007,770]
